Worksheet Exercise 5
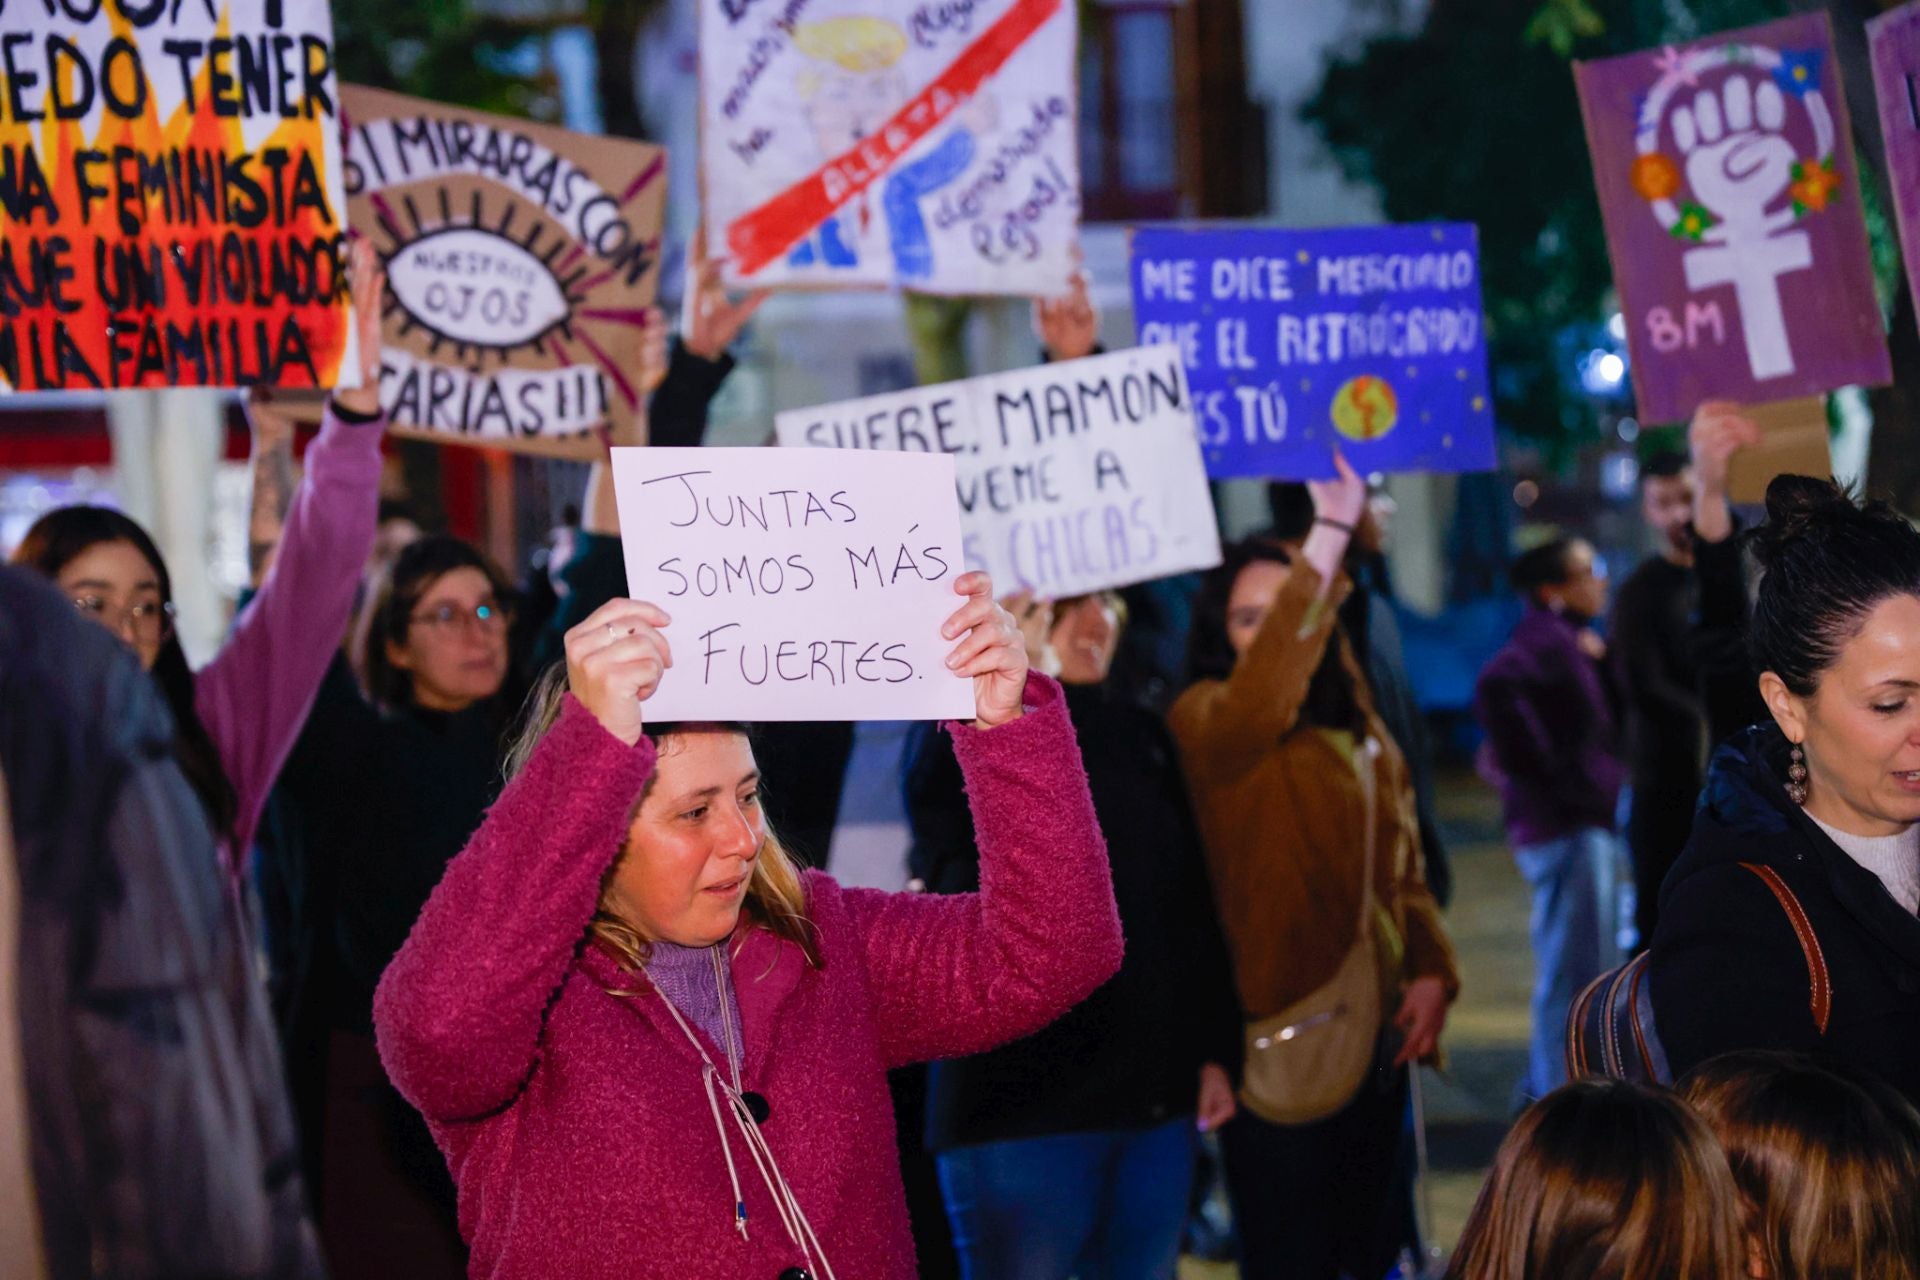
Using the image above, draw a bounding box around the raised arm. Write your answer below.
[643,233,763,448]
[194,242,386,864]
[525,316,670,678]
[375,598,670,1123]
[835,574,1122,1066]
[1687,401,1769,746]
[1167,456,1366,774]
[243,391,299,588]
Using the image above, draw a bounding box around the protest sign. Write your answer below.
[1574,13,1890,425]
[1869,2,1920,340]
[0,0,352,394]
[609,446,975,722]
[1129,223,1496,481]
[342,86,667,458]
[700,0,1080,295]
[776,345,1221,598]
[1726,396,1831,504]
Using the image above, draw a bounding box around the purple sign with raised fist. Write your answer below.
[1870,1,1920,341]
[1574,12,1890,423]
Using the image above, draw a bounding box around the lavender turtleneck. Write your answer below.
[644,940,745,1062]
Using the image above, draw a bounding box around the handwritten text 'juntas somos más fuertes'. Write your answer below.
[640,468,954,689]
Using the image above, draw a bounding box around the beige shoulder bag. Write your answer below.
[1240,735,1383,1126]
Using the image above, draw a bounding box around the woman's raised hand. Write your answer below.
[1688,399,1761,543]
[564,599,673,746]
[1301,451,1367,594]
[683,230,770,362]
[943,572,1027,729]
[335,237,386,418]
[1307,450,1367,529]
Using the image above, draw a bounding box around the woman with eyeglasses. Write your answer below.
[7,240,387,887]
[260,533,524,1279]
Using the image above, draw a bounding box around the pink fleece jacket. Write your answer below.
[192,404,383,880]
[374,674,1122,1279]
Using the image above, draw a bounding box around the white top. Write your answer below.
[1809,814,1920,916]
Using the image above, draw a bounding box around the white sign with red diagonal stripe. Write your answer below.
[702,0,1081,295]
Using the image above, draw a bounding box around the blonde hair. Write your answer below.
[793,16,907,72]
[507,665,823,971]
[1681,1052,1920,1280]
[1446,1079,1746,1280]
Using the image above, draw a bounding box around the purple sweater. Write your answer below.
[373,676,1123,1280]
[1474,608,1627,847]
[195,405,383,879]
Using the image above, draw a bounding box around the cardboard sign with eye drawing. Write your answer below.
[1574,12,1890,424]
[341,86,668,457]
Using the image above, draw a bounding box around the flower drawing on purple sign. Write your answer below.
[1631,41,1838,381]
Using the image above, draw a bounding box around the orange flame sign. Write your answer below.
[0,4,351,393]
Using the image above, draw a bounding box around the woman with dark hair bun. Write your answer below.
[1648,473,1920,1105]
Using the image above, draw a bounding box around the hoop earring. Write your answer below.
[1786,744,1809,807]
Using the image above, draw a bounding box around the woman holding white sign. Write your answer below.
[373,573,1123,1280]
[1170,458,1458,1280]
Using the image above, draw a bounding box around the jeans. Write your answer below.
[1220,1052,1414,1280]
[936,1118,1198,1280]
[1513,826,1625,1102]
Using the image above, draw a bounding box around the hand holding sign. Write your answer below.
[943,573,1028,729]
[337,239,387,419]
[1303,452,1369,595]
[610,447,975,722]
[1034,276,1099,363]
[1689,399,1764,543]
[683,234,770,363]
[566,599,675,747]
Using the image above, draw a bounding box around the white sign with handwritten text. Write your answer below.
[610,447,976,722]
[776,345,1223,598]
[700,0,1081,294]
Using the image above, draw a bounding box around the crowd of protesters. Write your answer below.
[2,229,1918,1280]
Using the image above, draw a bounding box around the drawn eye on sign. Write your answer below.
[340,85,668,458]
[377,198,581,361]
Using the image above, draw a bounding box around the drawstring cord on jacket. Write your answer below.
[644,951,840,1280]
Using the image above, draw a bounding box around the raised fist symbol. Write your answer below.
[1671,75,1795,235]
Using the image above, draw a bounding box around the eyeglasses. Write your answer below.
[409,600,510,634]
[72,595,176,643]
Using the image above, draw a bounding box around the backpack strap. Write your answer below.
[1566,951,1666,1084]
[1738,862,1832,1035]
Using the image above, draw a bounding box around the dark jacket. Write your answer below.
[907,681,1241,1150]
[1690,524,1770,750]
[1474,608,1625,847]
[1357,587,1453,907]
[1611,554,1705,788]
[274,654,510,1039]
[0,566,321,1279]
[1649,725,1920,1104]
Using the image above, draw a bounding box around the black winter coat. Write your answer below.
[906,681,1242,1150]
[1649,725,1920,1104]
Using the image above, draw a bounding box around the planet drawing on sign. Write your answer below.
[1330,376,1399,442]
